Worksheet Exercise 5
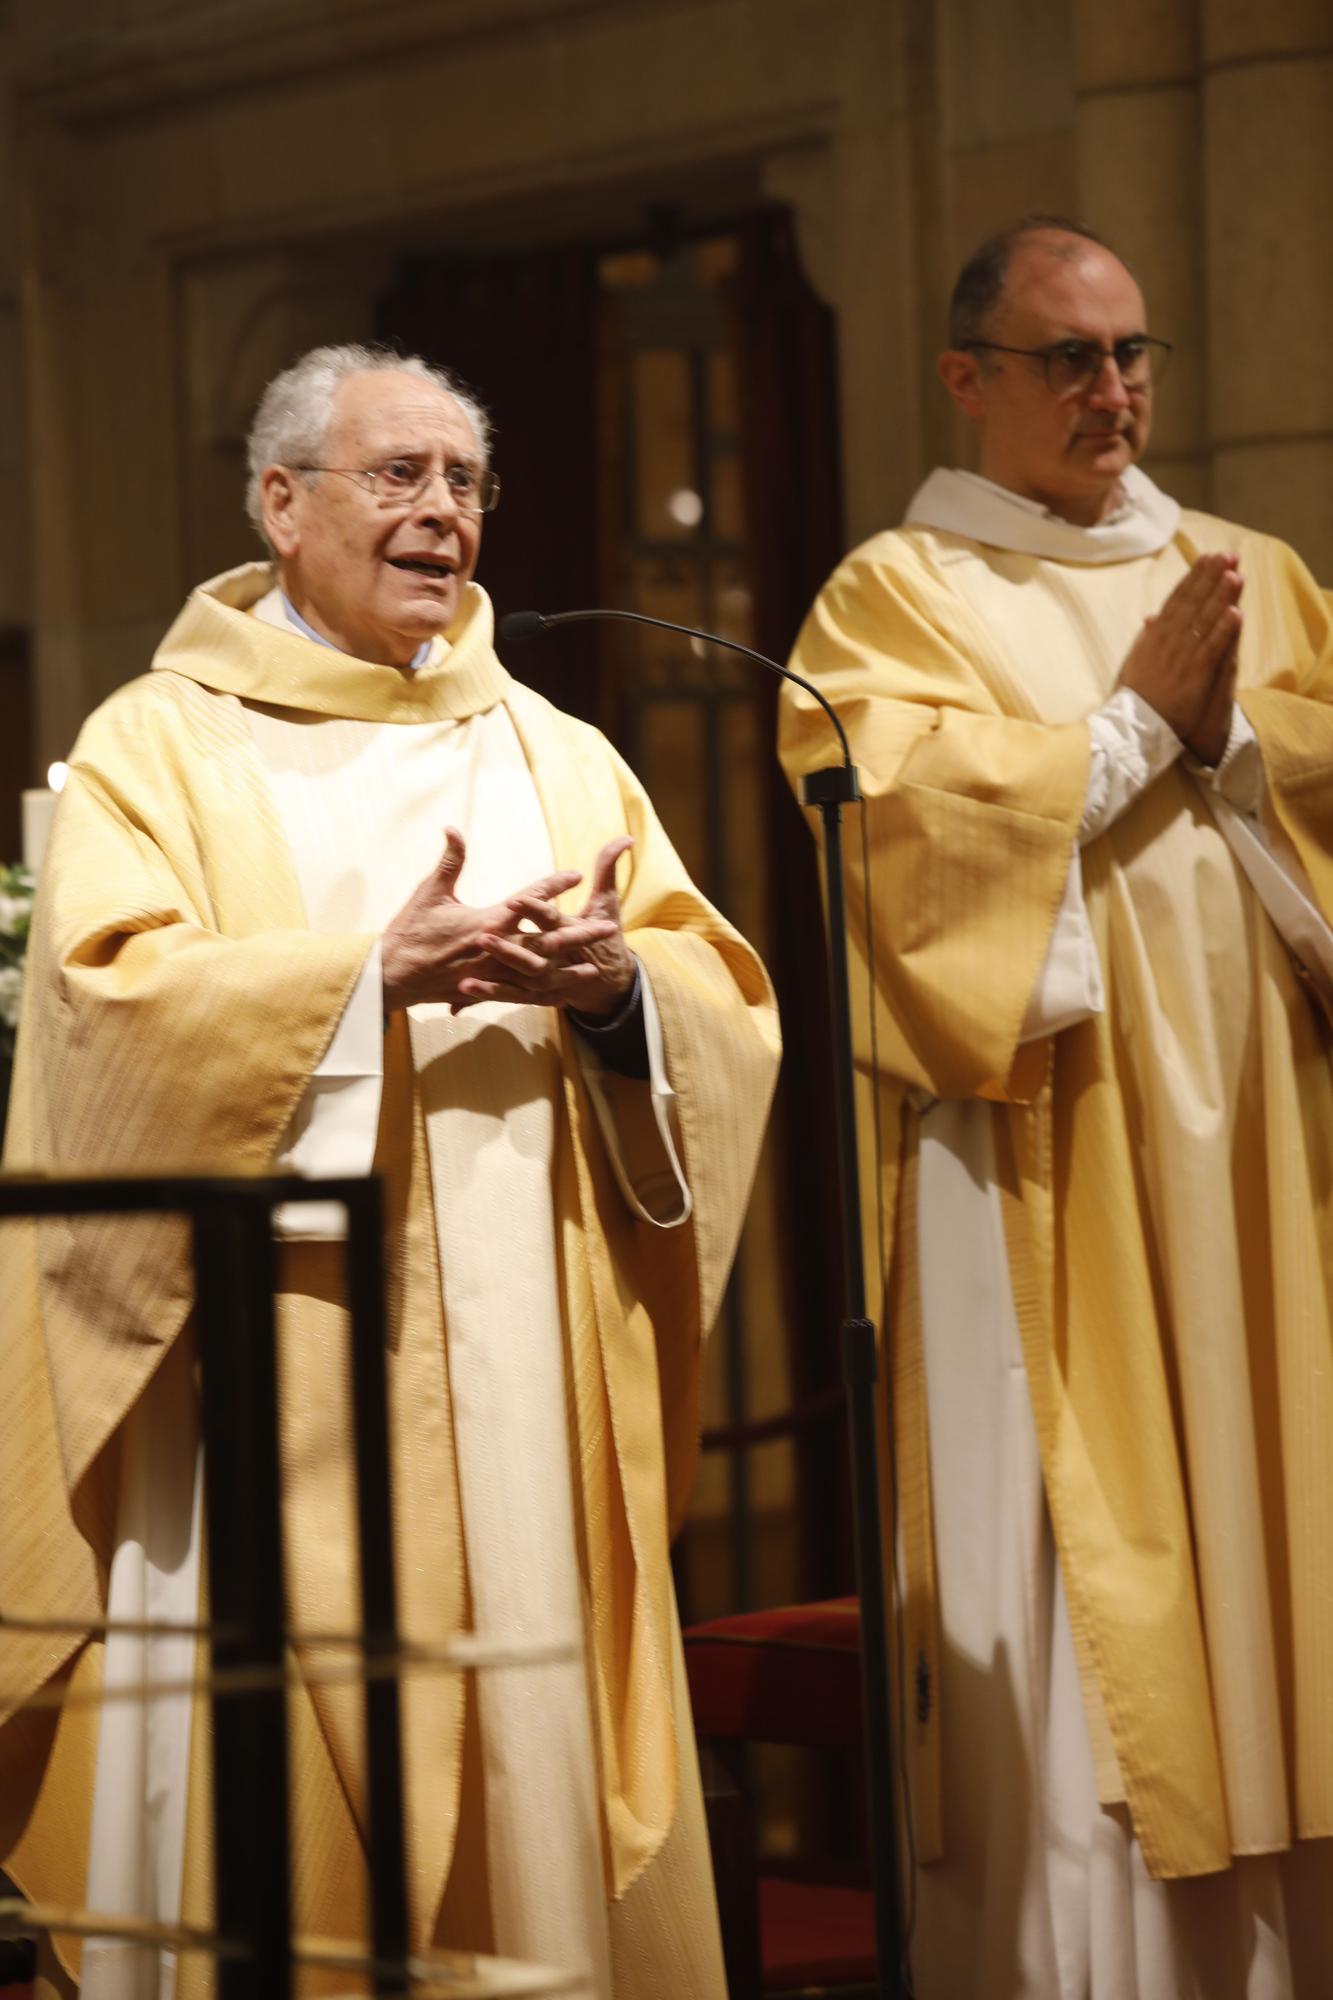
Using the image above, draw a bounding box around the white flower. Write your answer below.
[0,963,22,1029]
[0,891,30,936]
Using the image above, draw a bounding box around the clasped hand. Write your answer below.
[1116,552,1244,766]
[381,828,636,1016]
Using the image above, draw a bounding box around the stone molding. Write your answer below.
[14,0,702,121]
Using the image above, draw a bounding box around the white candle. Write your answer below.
[22,789,55,873]
[22,765,68,874]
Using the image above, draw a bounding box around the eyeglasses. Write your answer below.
[962,335,1172,396]
[295,457,502,514]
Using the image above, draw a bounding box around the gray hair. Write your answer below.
[244,343,492,549]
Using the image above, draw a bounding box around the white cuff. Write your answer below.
[574,961,692,1228]
[274,942,385,1238]
[1022,688,1167,1044]
[1081,689,1182,843]
[1019,856,1105,1042]
[1187,706,1265,817]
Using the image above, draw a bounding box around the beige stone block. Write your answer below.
[120,0,229,25]
[1211,438,1333,580]
[556,0,843,147]
[62,267,180,629]
[391,34,573,198]
[1205,60,1333,437]
[211,70,400,229]
[153,0,852,240]
[0,299,25,472]
[1140,449,1211,512]
[0,288,27,633]
[1075,0,1197,91]
[0,42,18,284]
[942,0,1075,150]
[1075,86,1205,459]
[834,119,928,540]
[1203,0,1333,65]
[948,130,1078,274]
[29,620,128,768]
[384,0,845,204]
[89,115,223,249]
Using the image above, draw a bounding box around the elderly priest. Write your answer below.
[782,219,1333,1997]
[0,343,779,1999]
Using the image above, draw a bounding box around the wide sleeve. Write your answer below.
[511,688,780,1538]
[780,539,1090,1099]
[609,761,780,1536]
[1230,539,1333,920]
[604,745,779,1307]
[7,675,375,1517]
[572,962,693,1228]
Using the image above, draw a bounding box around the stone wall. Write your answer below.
[1076,0,1333,551]
[10,0,922,762]
[6,0,1333,765]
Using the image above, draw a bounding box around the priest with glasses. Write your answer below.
[1,342,779,1999]
[782,216,1333,1997]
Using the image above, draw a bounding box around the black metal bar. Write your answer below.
[0,1170,365,1219]
[193,1196,292,2000]
[802,768,906,2000]
[695,583,755,1610]
[343,1180,410,1996]
[0,1171,408,1994]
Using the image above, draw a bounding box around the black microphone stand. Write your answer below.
[501,607,908,2000]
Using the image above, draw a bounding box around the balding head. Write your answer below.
[947,215,1119,350]
[937,219,1158,526]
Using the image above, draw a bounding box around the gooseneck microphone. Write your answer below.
[499,600,908,1994]
[497,606,854,771]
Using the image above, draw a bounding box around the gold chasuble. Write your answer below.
[781,488,1333,1930]
[0,563,779,1994]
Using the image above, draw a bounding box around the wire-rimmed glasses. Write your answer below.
[961,335,1173,396]
[295,457,502,515]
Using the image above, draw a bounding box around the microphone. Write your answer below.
[497,610,549,644]
[497,605,855,773]
[500,606,896,1965]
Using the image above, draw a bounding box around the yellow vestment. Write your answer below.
[0,565,780,1987]
[781,505,1333,1891]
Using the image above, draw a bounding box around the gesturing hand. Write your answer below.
[453,836,637,1017]
[1116,552,1243,755]
[380,827,615,1013]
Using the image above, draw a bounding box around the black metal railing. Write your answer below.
[0,1171,404,2000]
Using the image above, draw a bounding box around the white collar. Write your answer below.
[903,463,1180,563]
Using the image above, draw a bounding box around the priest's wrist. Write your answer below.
[568,957,638,1023]
[380,936,451,1013]
[380,935,414,1012]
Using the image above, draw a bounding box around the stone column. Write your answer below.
[1202,0,1333,574]
[0,17,28,638]
[1074,0,1210,508]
